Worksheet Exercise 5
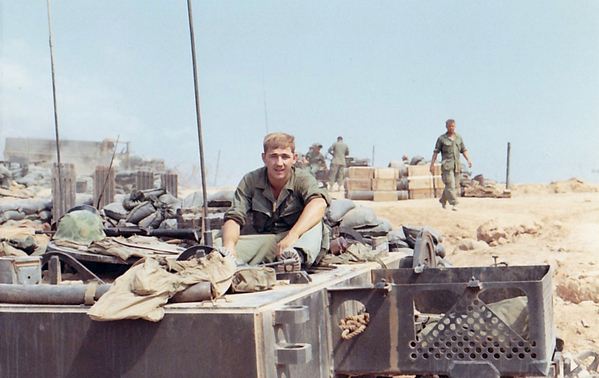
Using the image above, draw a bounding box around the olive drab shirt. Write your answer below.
[305,150,325,166]
[224,166,330,234]
[434,133,467,173]
[328,141,349,166]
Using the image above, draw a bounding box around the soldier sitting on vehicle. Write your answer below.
[219,132,331,267]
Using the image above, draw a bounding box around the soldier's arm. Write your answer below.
[222,219,241,259]
[430,151,439,174]
[276,197,327,255]
[462,151,473,168]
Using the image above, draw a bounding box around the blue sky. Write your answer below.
[1,1,598,186]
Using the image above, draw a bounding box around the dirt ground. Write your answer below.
[360,178,599,357]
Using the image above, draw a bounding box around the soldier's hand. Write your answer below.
[429,164,435,174]
[277,233,299,257]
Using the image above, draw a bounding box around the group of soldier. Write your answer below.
[301,136,349,191]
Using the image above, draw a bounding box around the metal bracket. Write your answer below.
[41,252,105,284]
[276,271,312,284]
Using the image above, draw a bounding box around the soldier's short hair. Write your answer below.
[263,132,295,153]
[446,119,455,126]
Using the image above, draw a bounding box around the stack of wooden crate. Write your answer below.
[407,164,443,199]
[345,167,408,201]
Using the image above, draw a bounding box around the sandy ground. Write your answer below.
[2,178,598,360]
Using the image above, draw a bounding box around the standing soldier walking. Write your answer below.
[430,119,473,211]
[327,136,349,191]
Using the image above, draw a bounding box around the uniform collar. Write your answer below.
[256,166,296,206]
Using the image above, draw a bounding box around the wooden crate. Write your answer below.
[374,167,398,180]
[372,178,395,191]
[348,166,374,179]
[407,164,442,176]
[409,188,442,200]
[373,191,398,202]
[345,178,372,191]
[408,176,433,190]
[407,164,430,177]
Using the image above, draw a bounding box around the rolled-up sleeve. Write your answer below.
[224,176,253,227]
[434,136,443,153]
[296,171,331,207]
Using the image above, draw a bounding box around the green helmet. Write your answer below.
[54,210,106,244]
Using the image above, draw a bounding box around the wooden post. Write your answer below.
[136,171,154,191]
[161,173,178,198]
[506,142,511,190]
[93,166,115,210]
[52,163,75,221]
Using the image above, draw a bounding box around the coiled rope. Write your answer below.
[339,313,370,340]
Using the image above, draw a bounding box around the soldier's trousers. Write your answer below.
[440,169,460,205]
[215,221,329,267]
[329,164,345,186]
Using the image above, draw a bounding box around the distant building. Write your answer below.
[3,137,164,175]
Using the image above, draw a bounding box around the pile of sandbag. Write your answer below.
[101,188,182,229]
[13,165,52,190]
[462,174,510,198]
[325,198,445,254]
[0,197,53,225]
[326,198,393,237]
[179,189,234,229]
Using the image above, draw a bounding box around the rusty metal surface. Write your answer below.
[0,253,405,378]
[329,265,554,377]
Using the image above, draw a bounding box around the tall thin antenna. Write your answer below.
[262,66,269,134]
[186,0,212,246]
[46,0,63,203]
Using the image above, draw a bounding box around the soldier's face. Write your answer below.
[446,122,456,135]
[262,147,298,183]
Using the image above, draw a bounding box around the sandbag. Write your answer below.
[123,198,142,211]
[410,155,425,165]
[357,218,393,233]
[387,228,406,242]
[39,210,52,222]
[138,211,164,229]
[160,218,178,230]
[126,201,156,224]
[183,191,203,209]
[19,199,48,215]
[103,202,129,221]
[340,206,379,229]
[2,210,25,222]
[402,225,443,248]
[327,198,356,223]
[159,194,182,212]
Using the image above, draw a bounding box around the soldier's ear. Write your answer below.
[261,153,266,164]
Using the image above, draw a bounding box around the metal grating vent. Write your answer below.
[409,289,538,362]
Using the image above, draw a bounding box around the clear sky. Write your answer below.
[1,1,598,187]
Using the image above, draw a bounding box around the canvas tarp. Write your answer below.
[88,250,236,322]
